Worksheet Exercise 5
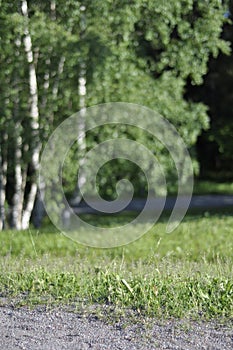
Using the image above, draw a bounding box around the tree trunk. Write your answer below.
[72,5,87,204]
[11,131,24,229]
[50,0,56,21]
[11,43,24,229]
[52,56,66,102]
[21,0,40,229]
[0,137,7,230]
[31,179,45,228]
[32,0,65,228]
[77,61,87,192]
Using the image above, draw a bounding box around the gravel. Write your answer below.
[0,306,232,350]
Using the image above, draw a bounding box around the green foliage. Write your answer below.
[79,0,228,196]
[0,0,230,204]
[188,0,233,177]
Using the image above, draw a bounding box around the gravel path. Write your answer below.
[0,306,232,350]
[72,195,233,214]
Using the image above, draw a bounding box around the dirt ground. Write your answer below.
[0,305,232,350]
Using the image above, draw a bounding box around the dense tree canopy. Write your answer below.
[188,1,233,178]
[0,0,230,229]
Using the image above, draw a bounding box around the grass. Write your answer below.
[0,211,233,320]
[193,180,233,195]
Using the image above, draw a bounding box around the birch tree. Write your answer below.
[0,135,7,230]
[18,0,40,229]
[72,4,87,204]
[0,0,230,229]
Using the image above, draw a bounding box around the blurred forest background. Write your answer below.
[0,0,232,230]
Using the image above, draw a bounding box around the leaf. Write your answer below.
[121,278,134,295]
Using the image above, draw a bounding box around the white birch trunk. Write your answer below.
[41,0,56,112]
[32,0,65,228]
[33,1,66,227]
[11,131,24,229]
[73,5,87,203]
[0,138,7,230]
[22,183,38,229]
[51,0,66,105]
[52,56,66,102]
[41,57,51,111]
[50,0,56,21]
[77,61,87,190]
[21,0,40,230]
[11,38,24,229]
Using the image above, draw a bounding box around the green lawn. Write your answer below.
[0,211,233,320]
[193,180,233,195]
